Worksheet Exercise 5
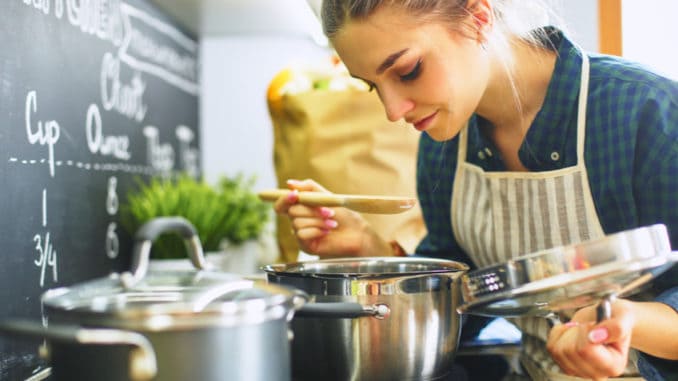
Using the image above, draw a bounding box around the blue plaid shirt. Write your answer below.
[415,29,678,380]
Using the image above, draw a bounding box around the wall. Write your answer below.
[200,36,330,189]
[622,0,678,79]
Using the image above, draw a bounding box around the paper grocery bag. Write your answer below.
[268,89,427,263]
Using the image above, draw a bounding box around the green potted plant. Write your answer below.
[120,174,272,273]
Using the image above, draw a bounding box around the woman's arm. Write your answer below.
[630,290,678,360]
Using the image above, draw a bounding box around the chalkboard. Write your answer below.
[0,1,200,379]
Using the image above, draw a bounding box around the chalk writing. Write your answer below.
[33,189,57,288]
[176,125,199,178]
[119,3,199,95]
[21,0,51,15]
[106,176,119,215]
[105,222,119,259]
[66,0,124,45]
[100,52,147,122]
[143,126,174,173]
[25,91,60,178]
[86,103,131,160]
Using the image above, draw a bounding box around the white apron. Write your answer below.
[451,52,643,380]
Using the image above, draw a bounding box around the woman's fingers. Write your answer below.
[286,178,329,193]
[547,301,634,380]
[273,188,298,214]
[291,216,338,234]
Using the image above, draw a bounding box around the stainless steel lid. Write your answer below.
[458,224,677,317]
[263,256,469,278]
[43,217,302,330]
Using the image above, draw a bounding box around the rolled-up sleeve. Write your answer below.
[637,286,678,381]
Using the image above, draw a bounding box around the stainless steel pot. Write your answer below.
[263,257,469,381]
[0,217,304,381]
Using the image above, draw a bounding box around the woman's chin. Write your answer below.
[424,122,464,142]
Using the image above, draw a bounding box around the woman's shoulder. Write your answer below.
[588,53,678,103]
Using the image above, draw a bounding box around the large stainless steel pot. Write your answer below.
[263,257,469,381]
[0,217,304,381]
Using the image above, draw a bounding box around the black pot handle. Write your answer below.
[122,217,208,288]
[0,319,157,381]
[296,302,390,319]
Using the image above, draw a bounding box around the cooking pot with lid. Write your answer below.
[0,217,304,381]
[264,257,469,381]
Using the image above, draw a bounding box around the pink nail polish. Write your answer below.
[588,328,609,343]
[286,179,300,185]
[286,190,298,202]
[324,219,338,228]
[564,321,579,328]
[320,207,335,218]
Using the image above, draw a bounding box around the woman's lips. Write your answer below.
[413,111,438,131]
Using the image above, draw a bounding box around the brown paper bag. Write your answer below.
[268,89,426,263]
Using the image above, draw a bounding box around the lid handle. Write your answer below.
[121,217,208,289]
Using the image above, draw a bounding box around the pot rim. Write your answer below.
[262,256,469,279]
[42,275,302,330]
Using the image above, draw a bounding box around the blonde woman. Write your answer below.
[274,1,678,379]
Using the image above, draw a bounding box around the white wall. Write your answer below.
[622,0,678,79]
[199,1,599,189]
[200,36,330,188]
[549,0,599,52]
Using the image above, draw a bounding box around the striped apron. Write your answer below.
[451,52,643,380]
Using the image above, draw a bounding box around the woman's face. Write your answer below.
[332,5,490,141]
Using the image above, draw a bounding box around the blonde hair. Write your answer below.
[323,0,563,60]
[321,0,565,118]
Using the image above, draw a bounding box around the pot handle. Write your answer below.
[122,217,209,288]
[0,319,157,381]
[296,302,390,319]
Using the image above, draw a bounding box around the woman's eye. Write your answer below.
[400,60,422,82]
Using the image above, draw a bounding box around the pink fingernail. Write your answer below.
[324,219,338,228]
[588,328,608,343]
[286,189,298,202]
[286,179,300,185]
[320,207,335,218]
[564,321,579,328]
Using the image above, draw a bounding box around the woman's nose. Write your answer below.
[380,89,414,122]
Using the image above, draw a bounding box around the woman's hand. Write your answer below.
[546,299,636,381]
[273,179,391,258]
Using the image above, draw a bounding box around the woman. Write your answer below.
[274,0,678,379]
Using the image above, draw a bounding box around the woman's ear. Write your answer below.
[468,0,494,43]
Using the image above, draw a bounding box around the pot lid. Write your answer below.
[458,224,678,318]
[263,256,469,278]
[42,270,299,329]
[42,218,303,330]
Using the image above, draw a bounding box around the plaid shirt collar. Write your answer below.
[468,28,584,171]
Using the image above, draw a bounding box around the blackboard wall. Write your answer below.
[0,0,200,378]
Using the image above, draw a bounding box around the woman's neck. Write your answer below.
[474,38,557,171]
[476,38,557,136]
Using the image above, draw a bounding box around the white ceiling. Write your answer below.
[149,0,324,40]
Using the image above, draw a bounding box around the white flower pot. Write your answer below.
[148,258,195,272]
[206,239,262,276]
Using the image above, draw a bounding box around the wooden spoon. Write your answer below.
[258,189,417,214]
